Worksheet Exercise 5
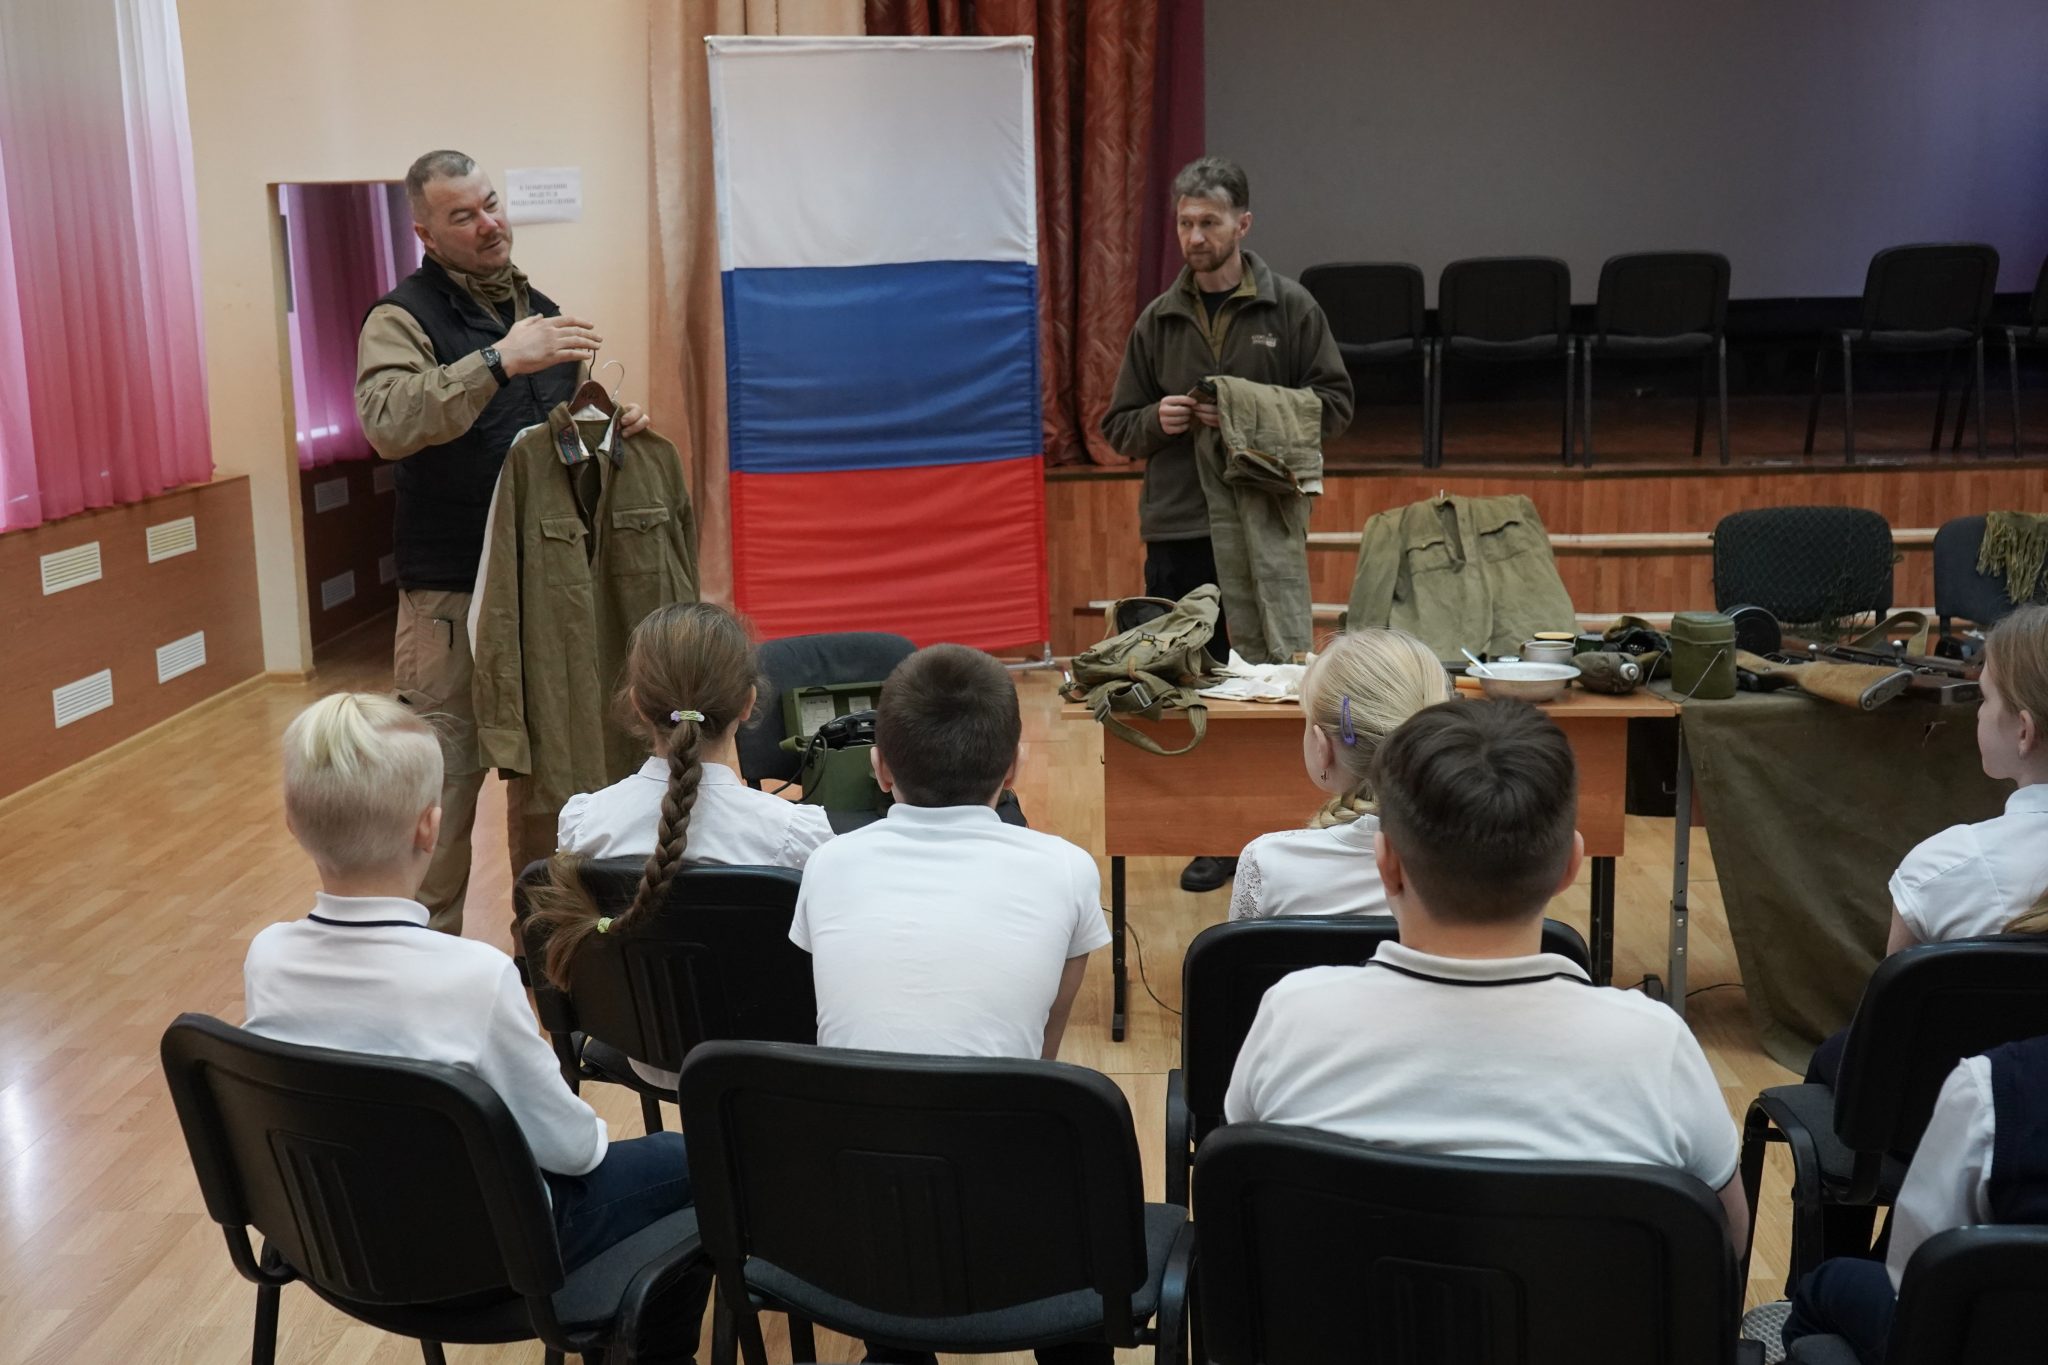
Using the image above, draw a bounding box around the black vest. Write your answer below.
[372,258,580,590]
[1987,1034,2048,1225]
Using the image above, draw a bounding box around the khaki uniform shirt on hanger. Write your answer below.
[469,403,698,817]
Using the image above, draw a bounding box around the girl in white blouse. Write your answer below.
[1886,604,2048,954]
[1229,628,1450,920]
[526,602,833,1086]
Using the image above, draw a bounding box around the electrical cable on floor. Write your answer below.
[1686,981,1745,999]
[1125,919,1182,1017]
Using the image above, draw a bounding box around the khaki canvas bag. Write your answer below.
[1062,584,1224,757]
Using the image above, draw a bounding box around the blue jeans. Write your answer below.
[1784,1257,1896,1365]
[546,1131,693,1270]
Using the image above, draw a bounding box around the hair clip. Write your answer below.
[669,709,705,725]
[596,917,613,934]
[1338,695,1358,746]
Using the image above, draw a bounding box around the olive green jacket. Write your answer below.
[472,404,698,815]
[1101,250,1353,542]
[1346,494,1577,661]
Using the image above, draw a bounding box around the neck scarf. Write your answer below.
[430,251,527,312]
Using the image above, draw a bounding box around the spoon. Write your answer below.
[1461,648,1493,678]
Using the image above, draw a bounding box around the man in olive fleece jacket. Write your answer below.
[1100,155,1352,893]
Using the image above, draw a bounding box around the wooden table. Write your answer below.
[1062,687,1683,1040]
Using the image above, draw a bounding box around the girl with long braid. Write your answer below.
[527,602,833,1086]
[1228,629,1451,920]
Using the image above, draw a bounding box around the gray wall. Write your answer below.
[1205,0,2048,300]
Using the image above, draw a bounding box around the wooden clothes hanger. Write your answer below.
[570,358,625,419]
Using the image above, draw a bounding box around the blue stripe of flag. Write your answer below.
[723,259,1041,475]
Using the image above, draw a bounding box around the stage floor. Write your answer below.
[1324,388,2046,471]
[0,627,1807,1362]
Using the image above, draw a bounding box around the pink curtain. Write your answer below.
[283,183,415,470]
[0,0,212,534]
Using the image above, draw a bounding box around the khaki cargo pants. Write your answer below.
[394,589,559,935]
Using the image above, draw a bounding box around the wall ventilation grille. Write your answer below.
[53,670,114,728]
[156,631,208,683]
[40,542,103,595]
[146,517,198,563]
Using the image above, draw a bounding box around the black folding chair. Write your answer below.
[1804,243,2000,462]
[1737,936,2048,1292]
[678,1040,1192,1365]
[1995,254,2048,457]
[515,861,813,1135]
[734,631,915,789]
[1787,1226,2048,1365]
[160,1013,707,1365]
[1300,262,1430,462]
[1710,506,1894,628]
[1579,251,1731,467]
[1163,915,1590,1205]
[1431,256,1574,467]
[1933,514,2038,645]
[1195,1123,1756,1365]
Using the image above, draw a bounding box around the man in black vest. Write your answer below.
[356,149,647,935]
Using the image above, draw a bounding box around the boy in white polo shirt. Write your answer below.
[791,644,1111,1061]
[243,693,705,1351]
[1225,698,1747,1238]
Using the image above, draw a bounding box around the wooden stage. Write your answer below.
[1047,390,2048,654]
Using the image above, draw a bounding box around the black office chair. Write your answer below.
[1163,915,1590,1205]
[1301,262,1431,462]
[515,861,813,1135]
[1195,1123,1756,1365]
[1431,256,1574,468]
[1711,506,1894,629]
[677,1040,1192,1365]
[734,631,915,789]
[1787,1226,2048,1365]
[1580,251,1731,467]
[1995,254,2048,457]
[1804,243,2000,462]
[1933,514,2038,645]
[161,1013,708,1365]
[1737,936,2048,1292]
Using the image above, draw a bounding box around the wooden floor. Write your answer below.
[1325,386,2045,469]
[0,616,1805,1362]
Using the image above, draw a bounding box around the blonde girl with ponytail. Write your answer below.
[526,603,834,1086]
[1885,603,2048,953]
[1228,629,1450,920]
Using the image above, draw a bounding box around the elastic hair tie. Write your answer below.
[1338,695,1358,746]
[596,917,613,934]
[669,709,705,725]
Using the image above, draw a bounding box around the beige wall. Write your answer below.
[178,0,651,671]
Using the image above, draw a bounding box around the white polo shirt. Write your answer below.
[243,893,608,1176]
[1886,1054,1995,1290]
[790,803,1111,1058]
[557,758,835,869]
[1230,816,1390,921]
[1891,784,2048,942]
[1224,941,1740,1190]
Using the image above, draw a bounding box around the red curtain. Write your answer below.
[1139,0,1205,301]
[868,0,1158,467]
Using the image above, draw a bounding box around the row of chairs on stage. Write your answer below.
[162,864,2048,1364]
[1306,245,2048,467]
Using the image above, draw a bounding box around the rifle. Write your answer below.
[1775,635,1982,703]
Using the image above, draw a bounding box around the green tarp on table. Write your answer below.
[1669,686,2004,1072]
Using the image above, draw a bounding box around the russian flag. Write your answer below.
[708,37,1049,651]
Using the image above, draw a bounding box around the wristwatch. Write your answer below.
[482,346,509,387]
